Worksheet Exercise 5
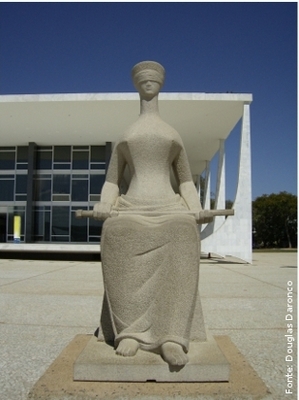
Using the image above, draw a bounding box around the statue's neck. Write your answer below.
[139,96,159,116]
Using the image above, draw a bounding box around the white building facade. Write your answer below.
[0,92,253,262]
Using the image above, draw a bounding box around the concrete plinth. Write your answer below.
[74,334,230,382]
[27,334,271,400]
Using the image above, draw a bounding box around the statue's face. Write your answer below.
[138,80,161,100]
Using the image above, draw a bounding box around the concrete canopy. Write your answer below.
[0,92,252,176]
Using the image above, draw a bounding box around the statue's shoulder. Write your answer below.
[160,120,184,147]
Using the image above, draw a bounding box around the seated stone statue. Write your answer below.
[93,61,212,366]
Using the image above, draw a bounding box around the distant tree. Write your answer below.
[252,192,297,248]
[225,199,234,209]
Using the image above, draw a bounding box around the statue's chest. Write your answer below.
[120,120,181,163]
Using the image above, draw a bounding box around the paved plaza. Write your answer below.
[0,251,297,399]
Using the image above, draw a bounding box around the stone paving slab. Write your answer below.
[0,252,297,399]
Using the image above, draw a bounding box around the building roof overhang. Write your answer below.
[0,92,252,175]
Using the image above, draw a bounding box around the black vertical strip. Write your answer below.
[25,142,37,243]
[105,142,112,177]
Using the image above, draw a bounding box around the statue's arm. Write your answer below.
[173,147,202,211]
[93,144,126,219]
[173,147,214,223]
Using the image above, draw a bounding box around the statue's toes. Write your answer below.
[116,338,139,357]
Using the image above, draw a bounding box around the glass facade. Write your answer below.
[0,145,108,243]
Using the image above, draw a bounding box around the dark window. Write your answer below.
[71,210,87,242]
[0,151,15,170]
[90,175,105,194]
[16,175,27,193]
[54,146,71,163]
[17,147,29,163]
[36,150,52,169]
[53,163,70,170]
[72,151,89,169]
[51,236,69,242]
[89,218,102,237]
[53,175,70,194]
[16,164,28,170]
[52,206,70,237]
[34,209,50,241]
[0,179,14,201]
[72,179,88,201]
[35,178,51,201]
[91,146,106,162]
[90,163,105,170]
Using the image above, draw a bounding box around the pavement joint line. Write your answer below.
[215,264,298,293]
[0,321,296,331]
[209,327,298,331]
[0,262,85,288]
[0,321,97,329]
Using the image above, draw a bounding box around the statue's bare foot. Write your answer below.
[161,342,189,366]
[116,338,139,357]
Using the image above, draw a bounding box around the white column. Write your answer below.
[196,174,201,196]
[201,102,252,263]
[213,139,226,230]
[203,161,210,210]
[201,161,211,233]
[215,139,225,210]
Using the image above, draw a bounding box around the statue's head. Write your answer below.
[132,61,165,99]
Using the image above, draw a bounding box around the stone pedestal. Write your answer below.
[73,333,230,382]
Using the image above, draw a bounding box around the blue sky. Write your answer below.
[0,2,297,200]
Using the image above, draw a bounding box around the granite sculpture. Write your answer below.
[91,61,219,366]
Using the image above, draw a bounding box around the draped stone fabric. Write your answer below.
[100,194,201,352]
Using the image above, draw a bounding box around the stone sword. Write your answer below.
[75,208,234,223]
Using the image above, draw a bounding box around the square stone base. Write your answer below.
[74,334,230,382]
[28,335,271,400]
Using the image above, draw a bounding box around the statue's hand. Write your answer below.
[197,210,214,224]
[93,202,112,221]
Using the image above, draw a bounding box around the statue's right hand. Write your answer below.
[93,202,112,221]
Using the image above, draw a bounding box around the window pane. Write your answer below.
[90,174,105,194]
[16,175,27,193]
[0,151,15,170]
[52,206,69,236]
[72,151,89,169]
[52,236,69,242]
[54,146,71,162]
[34,211,44,241]
[0,180,14,200]
[72,179,88,201]
[35,210,51,241]
[16,164,28,170]
[36,151,52,169]
[53,175,70,194]
[91,146,105,162]
[35,179,51,201]
[17,147,28,163]
[53,163,70,170]
[89,218,102,237]
[71,211,87,242]
[90,163,105,170]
